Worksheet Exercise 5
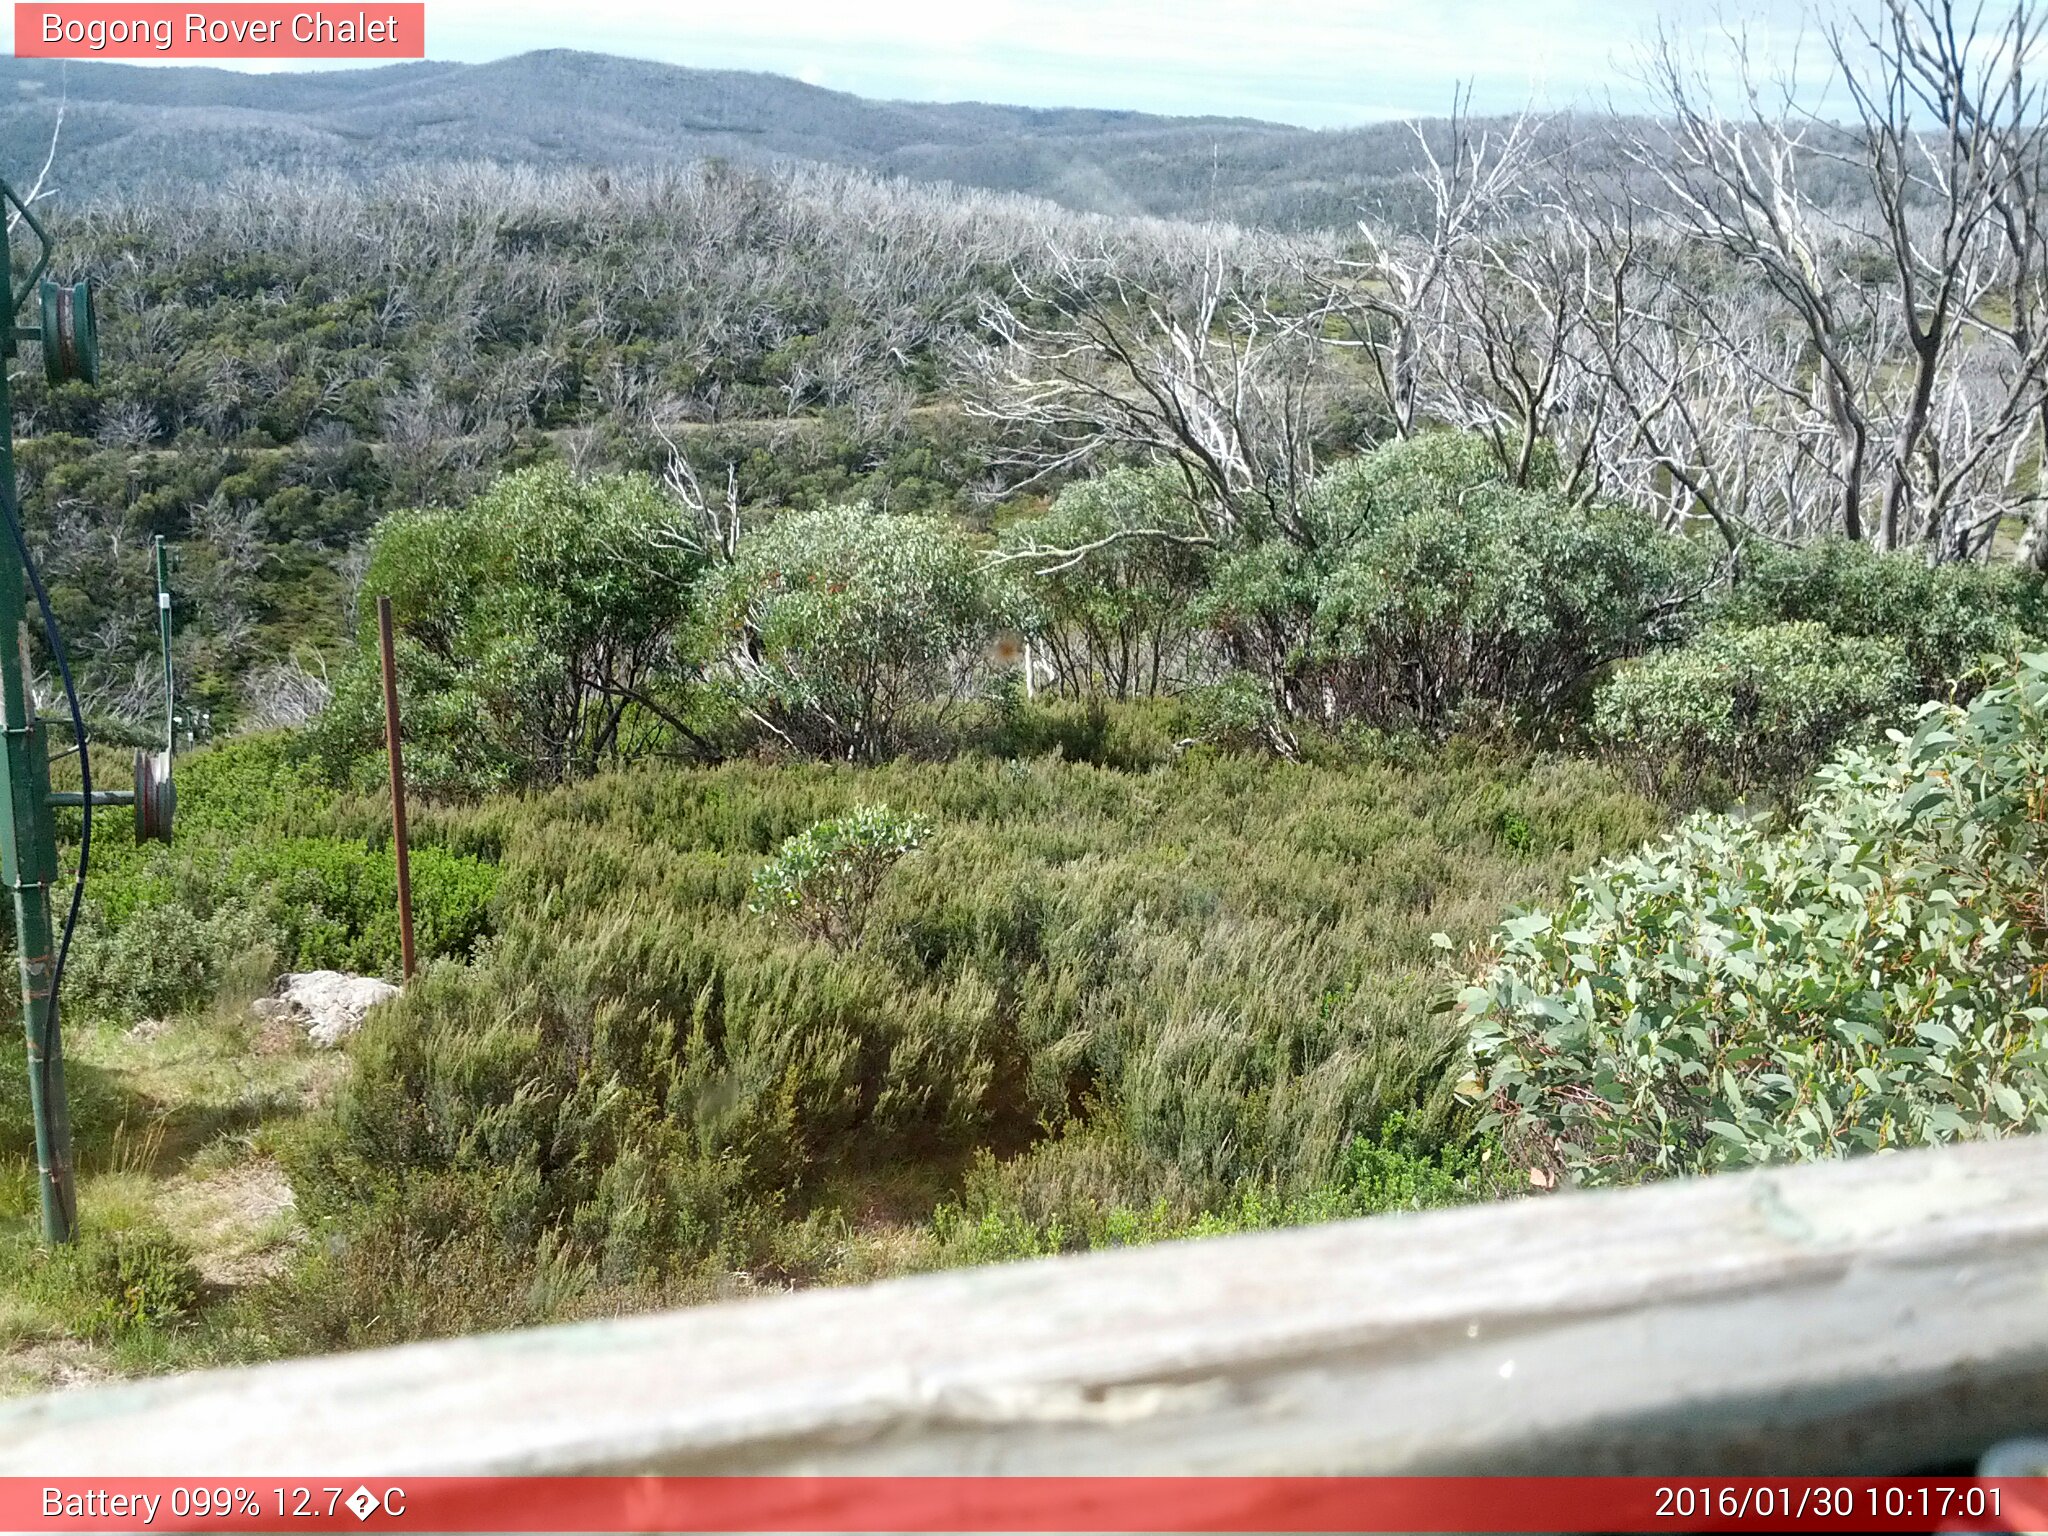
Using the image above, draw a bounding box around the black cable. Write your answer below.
[0,475,88,1231]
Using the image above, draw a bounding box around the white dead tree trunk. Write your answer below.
[651,415,741,565]
[1834,0,2048,553]
[1603,4,2048,557]
[1627,29,1886,544]
[964,241,1330,551]
[1425,203,1611,495]
[1319,97,1541,444]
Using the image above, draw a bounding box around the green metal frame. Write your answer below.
[0,178,145,1244]
[0,179,72,1243]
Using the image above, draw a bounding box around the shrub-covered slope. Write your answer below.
[278,728,1657,1345]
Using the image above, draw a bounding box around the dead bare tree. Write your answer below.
[6,74,65,235]
[1564,190,1825,552]
[1602,4,2048,556]
[1319,96,1542,442]
[244,654,333,730]
[965,240,1332,550]
[1626,28,1886,543]
[651,415,742,564]
[1424,206,1612,494]
[1833,0,2048,551]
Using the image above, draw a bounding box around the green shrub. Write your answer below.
[67,733,497,1021]
[1198,434,1705,733]
[251,1173,610,1353]
[156,731,335,842]
[929,1110,1490,1263]
[749,805,930,949]
[1000,466,1211,699]
[69,899,270,1023]
[1495,810,1535,854]
[1462,654,2048,1186]
[972,694,1179,773]
[1174,672,1291,754]
[278,734,1660,1338]
[312,464,704,796]
[1717,539,2048,694]
[1592,622,1915,793]
[698,503,1006,760]
[35,1226,203,1340]
[231,838,499,976]
[1336,1110,1490,1212]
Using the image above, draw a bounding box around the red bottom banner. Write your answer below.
[8,1476,2048,1533]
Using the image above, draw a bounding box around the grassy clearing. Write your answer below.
[0,991,340,1392]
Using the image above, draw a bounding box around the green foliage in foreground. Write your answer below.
[1593,622,1916,794]
[275,716,1659,1348]
[24,1225,203,1341]
[929,1111,1487,1265]
[1463,654,2048,1186]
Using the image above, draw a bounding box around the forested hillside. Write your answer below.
[21,160,1330,730]
[0,51,1480,227]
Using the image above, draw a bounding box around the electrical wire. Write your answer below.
[0,473,88,1231]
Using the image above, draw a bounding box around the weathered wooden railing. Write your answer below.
[6,1135,2048,1476]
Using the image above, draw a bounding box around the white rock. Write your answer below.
[253,971,401,1048]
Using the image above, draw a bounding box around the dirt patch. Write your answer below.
[160,1159,300,1287]
[0,1337,114,1397]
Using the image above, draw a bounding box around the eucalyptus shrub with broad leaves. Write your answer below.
[1716,539,2048,695]
[1593,621,1916,793]
[1460,653,2048,1186]
[749,804,931,949]
[699,504,1006,760]
[999,464,1211,700]
[1196,434,1705,733]
[314,464,703,795]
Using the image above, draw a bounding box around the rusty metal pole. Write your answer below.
[377,597,417,983]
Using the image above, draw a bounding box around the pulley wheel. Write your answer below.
[132,748,174,844]
[40,278,97,386]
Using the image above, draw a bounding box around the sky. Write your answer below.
[4,0,1834,125]
[408,0,1827,124]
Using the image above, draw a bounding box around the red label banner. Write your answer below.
[14,5,424,58]
[2,1476,2046,1533]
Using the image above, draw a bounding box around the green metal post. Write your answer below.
[0,198,73,1243]
[156,536,173,754]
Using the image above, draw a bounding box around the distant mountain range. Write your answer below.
[0,50,1460,227]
